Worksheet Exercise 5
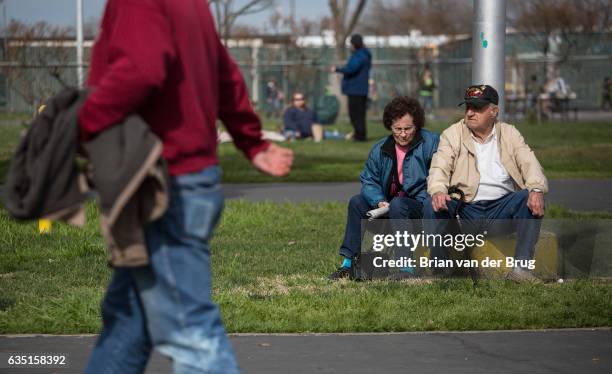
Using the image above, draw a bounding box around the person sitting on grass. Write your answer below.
[424,84,548,282]
[330,96,439,280]
[283,92,323,142]
[315,86,340,125]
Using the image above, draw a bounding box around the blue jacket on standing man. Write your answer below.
[336,47,372,96]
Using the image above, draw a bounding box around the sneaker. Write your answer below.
[329,266,351,280]
[507,267,541,283]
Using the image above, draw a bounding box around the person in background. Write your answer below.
[79,1,293,372]
[283,92,323,142]
[541,68,575,119]
[525,74,539,108]
[602,77,611,110]
[316,86,340,126]
[368,78,380,115]
[265,80,283,118]
[419,65,435,117]
[331,34,372,142]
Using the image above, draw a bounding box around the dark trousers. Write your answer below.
[339,194,423,259]
[348,95,368,141]
[423,189,542,263]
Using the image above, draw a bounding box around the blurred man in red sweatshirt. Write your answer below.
[79,1,292,373]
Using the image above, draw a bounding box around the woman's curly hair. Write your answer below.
[382,96,425,131]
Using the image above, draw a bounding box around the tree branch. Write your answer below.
[234,0,274,17]
[345,0,367,37]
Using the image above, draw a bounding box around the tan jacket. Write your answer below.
[427,119,548,202]
[84,115,168,268]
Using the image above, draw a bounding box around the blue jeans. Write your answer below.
[423,189,542,264]
[339,194,423,259]
[420,95,433,112]
[86,166,238,374]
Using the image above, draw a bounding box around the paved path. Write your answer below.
[1,329,610,373]
[222,179,612,212]
[1,179,611,212]
[1,180,611,373]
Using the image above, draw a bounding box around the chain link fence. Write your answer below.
[1,33,610,114]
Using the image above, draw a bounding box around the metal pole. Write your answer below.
[472,0,506,119]
[251,39,260,105]
[76,0,84,87]
[1,0,9,110]
[1,0,6,58]
[290,0,296,33]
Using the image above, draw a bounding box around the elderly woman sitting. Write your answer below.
[330,96,439,280]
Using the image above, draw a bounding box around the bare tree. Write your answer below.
[266,6,289,35]
[328,0,368,62]
[295,18,317,36]
[231,24,261,39]
[510,0,611,36]
[2,20,73,112]
[361,0,471,36]
[508,0,611,78]
[209,0,275,44]
[83,16,101,40]
[326,0,368,114]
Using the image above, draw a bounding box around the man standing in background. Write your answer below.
[332,34,372,142]
[79,0,293,373]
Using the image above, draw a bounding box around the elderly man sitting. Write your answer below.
[425,85,548,282]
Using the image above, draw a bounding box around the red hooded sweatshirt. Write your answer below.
[79,0,269,176]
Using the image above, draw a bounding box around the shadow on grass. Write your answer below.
[0,159,10,185]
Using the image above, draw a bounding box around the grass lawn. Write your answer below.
[0,125,23,185]
[1,201,610,334]
[220,117,612,182]
[0,112,30,124]
[1,115,612,184]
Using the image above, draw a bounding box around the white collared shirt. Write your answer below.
[472,127,516,201]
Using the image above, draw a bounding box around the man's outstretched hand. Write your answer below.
[251,143,293,177]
